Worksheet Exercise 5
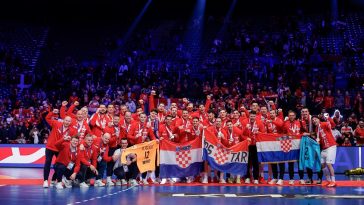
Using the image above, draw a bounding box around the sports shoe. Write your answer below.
[56,182,64,190]
[94,179,105,187]
[316,179,322,185]
[106,180,115,186]
[259,176,266,184]
[62,178,72,188]
[80,182,89,188]
[121,179,128,185]
[142,179,149,185]
[244,178,251,184]
[289,180,295,185]
[171,178,179,183]
[299,179,305,185]
[327,182,336,187]
[130,179,138,186]
[186,176,194,184]
[268,179,277,185]
[227,177,234,184]
[236,177,241,184]
[219,178,226,184]
[201,175,208,184]
[43,180,49,188]
[115,180,121,186]
[253,180,259,184]
[305,179,313,185]
[160,178,168,185]
[276,179,284,186]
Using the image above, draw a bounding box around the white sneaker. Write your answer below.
[121,179,128,185]
[62,178,72,188]
[160,178,168,185]
[43,180,49,188]
[219,178,226,184]
[130,179,138,186]
[299,179,305,185]
[268,179,277,185]
[171,178,179,183]
[142,179,149,185]
[276,179,284,186]
[244,178,251,184]
[202,175,208,184]
[236,177,241,184]
[186,176,194,184]
[253,180,259,184]
[80,182,89,188]
[106,180,115,186]
[289,180,295,185]
[56,182,64,190]
[94,179,105,187]
[115,180,121,186]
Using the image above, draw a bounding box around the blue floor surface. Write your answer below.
[1,185,364,205]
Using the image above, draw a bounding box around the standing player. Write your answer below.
[312,115,337,187]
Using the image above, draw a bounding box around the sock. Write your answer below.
[331,176,335,182]
[322,167,331,181]
[107,176,112,182]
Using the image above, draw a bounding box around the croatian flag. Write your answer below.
[256,133,301,163]
[203,130,249,175]
[159,137,203,178]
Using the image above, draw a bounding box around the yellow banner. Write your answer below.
[121,140,159,173]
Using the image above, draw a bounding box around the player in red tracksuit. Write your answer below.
[242,111,265,184]
[103,115,121,186]
[127,113,156,145]
[312,116,337,187]
[283,110,305,185]
[202,110,216,128]
[231,110,244,129]
[206,117,229,183]
[89,104,111,138]
[54,135,81,189]
[159,115,178,143]
[178,117,203,183]
[225,120,247,184]
[93,133,113,186]
[43,109,78,188]
[78,134,98,188]
[127,112,156,185]
[190,95,212,123]
[266,110,285,185]
[60,101,92,141]
[120,111,133,139]
[175,110,193,143]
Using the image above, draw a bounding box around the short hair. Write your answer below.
[192,117,199,121]
[151,109,158,114]
[250,111,257,115]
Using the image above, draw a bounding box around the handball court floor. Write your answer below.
[1,168,364,205]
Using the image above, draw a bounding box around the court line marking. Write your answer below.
[172,193,364,199]
[66,185,138,205]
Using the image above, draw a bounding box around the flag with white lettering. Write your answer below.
[203,130,249,175]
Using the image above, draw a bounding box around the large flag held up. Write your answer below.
[159,137,203,178]
[121,140,159,173]
[256,133,301,163]
[203,130,249,175]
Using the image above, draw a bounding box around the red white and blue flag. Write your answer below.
[159,137,203,178]
[203,130,249,175]
[256,133,301,163]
